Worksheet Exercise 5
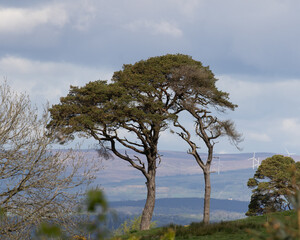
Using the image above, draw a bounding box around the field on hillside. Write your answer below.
[115,210,296,240]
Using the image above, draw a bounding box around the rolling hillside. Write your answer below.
[110,197,249,226]
[92,151,293,202]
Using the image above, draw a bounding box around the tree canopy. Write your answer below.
[246,155,300,216]
[48,53,239,229]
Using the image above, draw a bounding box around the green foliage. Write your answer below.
[116,218,264,240]
[114,215,157,236]
[161,221,261,238]
[246,155,300,216]
[87,189,108,212]
[83,190,109,237]
[48,54,206,140]
[36,223,64,239]
[0,207,6,219]
[47,53,234,150]
[113,211,300,240]
[159,228,175,240]
[249,168,300,239]
[36,189,108,239]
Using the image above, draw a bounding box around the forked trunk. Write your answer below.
[203,169,211,224]
[140,173,156,230]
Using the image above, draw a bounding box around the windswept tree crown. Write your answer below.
[48,54,236,143]
[47,54,239,230]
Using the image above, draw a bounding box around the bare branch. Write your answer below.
[0,82,100,238]
[108,139,149,179]
[174,119,205,169]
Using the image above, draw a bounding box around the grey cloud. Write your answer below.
[0,56,113,105]
[1,0,300,154]
[184,1,300,76]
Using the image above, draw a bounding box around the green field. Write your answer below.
[114,210,296,240]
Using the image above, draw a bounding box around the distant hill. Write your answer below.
[109,197,249,226]
[68,149,300,201]
[110,197,248,213]
[92,151,293,202]
[62,149,299,228]
[94,168,256,202]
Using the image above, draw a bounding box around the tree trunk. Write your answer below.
[140,172,156,230]
[203,169,211,224]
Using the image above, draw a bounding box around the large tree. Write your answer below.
[48,54,215,230]
[169,64,242,224]
[246,155,300,216]
[0,82,97,239]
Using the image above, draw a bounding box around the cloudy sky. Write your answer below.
[1,0,300,154]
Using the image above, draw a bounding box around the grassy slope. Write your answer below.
[115,210,296,240]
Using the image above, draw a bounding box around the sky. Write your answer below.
[1,0,300,154]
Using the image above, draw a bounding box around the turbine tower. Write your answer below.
[248,152,260,169]
[216,157,222,175]
[211,156,222,174]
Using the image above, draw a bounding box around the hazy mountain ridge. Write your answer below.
[110,197,248,213]
[109,197,249,227]
[78,150,299,227]
[87,150,299,202]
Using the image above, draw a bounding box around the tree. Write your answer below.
[248,166,300,239]
[169,64,242,224]
[47,54,211,230]
[0,82,98,239]
[246,155,300,216]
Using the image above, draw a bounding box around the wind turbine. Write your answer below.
[248,152,260,169]
[256,157,260,168]
[285,147,295,157]
[211,157,223,175]
[217,157,223,175]
[212,156,223,175]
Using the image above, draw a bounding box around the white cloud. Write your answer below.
[154,21,182,37]
[0,5,68,34]
[1,0,300,155]
[66,0,98,31]
[0,56,113,104]
[167,0,202,20]
[160,75,300,153]
[216,75,300,106]
[282,118,300,134]
[125,20,182,37]
[214,75,300,153]
[216,75,264,101]
[217,150,228,154]
[226,1,300,68]
[0,1,99,34]
[247,132,271,142]
[278,118,300,149]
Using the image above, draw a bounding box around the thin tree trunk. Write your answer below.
[203,169,211,224]
[140,172,156,230]
[298,207,300,237]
